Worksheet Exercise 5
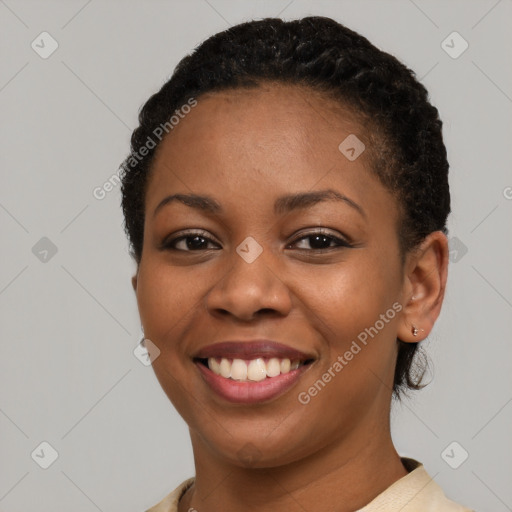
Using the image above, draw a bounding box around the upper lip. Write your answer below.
[193,340,315,361]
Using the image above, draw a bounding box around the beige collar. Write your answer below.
[145,458,473,512]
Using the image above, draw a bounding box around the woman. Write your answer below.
[120,16,473,512]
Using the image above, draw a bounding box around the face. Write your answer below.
[133,83,412,468]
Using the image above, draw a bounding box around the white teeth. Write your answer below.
[230,359,247,381]
[207,357,305,381]
[209,357,221,375]
[219,358,231,378]
[266,357,281,377]
[247,358,267,381]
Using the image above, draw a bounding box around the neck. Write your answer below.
[179,416,408,512]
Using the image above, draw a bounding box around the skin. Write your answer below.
[131,83,449,512]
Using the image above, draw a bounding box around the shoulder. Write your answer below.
[144,477,195,512]
[357,458,474,512]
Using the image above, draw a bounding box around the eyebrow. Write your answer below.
[153,189,366,219]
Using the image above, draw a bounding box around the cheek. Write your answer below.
[136,260,205,351]
[294,271,399,439]
[135,261,210,420]
[298,252,397,336]
[295,253,400,383]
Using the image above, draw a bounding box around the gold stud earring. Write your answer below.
[412,325,419,336]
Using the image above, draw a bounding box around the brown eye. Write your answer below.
[287,229,352,251]
[161,230,221,252]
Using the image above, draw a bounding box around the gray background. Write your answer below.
[1,0,511,511]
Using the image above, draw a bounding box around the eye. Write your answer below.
[287,229,352,251]
[161,228,353,253]
[161,230,220,252]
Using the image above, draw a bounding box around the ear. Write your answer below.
[131,273,138,292]
[397,231,449,343]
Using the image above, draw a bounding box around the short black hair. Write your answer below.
[120,16,450,399]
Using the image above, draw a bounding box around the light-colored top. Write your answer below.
[145,458,473,512]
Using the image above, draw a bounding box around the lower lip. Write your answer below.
[195,361,313,404]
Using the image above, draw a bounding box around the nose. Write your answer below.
[205,244,293,322]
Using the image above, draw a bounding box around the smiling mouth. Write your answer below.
[194,356,315,382]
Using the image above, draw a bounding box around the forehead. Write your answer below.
[158,83,367,159]
[145,83,396,225]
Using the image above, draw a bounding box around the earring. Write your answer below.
[412,325,419,336]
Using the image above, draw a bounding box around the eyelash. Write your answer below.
[161,228,353,253]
